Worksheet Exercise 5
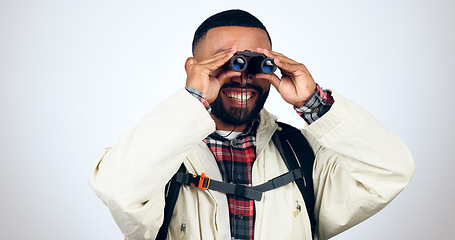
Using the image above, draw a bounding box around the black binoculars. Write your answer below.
[224,50,277,74]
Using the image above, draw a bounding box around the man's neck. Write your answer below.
[211,116,248,132]
[215,120,248,132]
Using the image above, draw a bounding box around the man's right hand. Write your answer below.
[185,46,241,104]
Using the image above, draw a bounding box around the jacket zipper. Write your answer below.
[294,201,302,217]
[180,223,186,240]
[295,201,308,240]
[185,154,219,238]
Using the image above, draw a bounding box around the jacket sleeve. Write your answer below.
[89,88,216,239]
[302,91,415,239]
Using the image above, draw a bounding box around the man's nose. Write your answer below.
[231,71,253,85]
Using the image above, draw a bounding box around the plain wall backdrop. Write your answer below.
[1,0,454,239]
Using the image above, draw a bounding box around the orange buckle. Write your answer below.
[198,173,210,190]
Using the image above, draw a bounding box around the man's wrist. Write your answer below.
[185,86,211,112]
[294,84,334,124]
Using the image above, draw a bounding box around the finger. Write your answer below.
[189,47,235,71]
[189,46,238,79]
[217,70,242,85]
[257,48,304,72]
[255,73,281,91]
[256,48,295,64]
[257,48,308,78]
[209,48,242,86]
[200,46,238,66]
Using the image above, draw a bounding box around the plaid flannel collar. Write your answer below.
[209,118,260,141]
[204,117,260,240]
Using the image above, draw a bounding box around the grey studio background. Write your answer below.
[1,0,454,239]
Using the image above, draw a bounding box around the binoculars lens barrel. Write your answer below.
[224,51,277,74]
[261,59,276,74]
[231,56,247,72]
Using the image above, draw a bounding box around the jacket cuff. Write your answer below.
[303,91,348,139]
[294,84,334,124]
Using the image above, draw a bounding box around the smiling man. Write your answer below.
[90,9,414,240]
[185,25,276,132]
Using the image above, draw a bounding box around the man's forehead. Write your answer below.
[195,26,271,57]
[205,26,270,42]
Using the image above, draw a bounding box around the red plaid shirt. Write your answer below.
[186,84,333,239]
[203,119,259,240]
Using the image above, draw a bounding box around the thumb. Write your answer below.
[217,70,242,85]
[256,73,281,91]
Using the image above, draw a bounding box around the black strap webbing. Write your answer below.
[155,164,186,240]
[273,122,316,233]
[156,122,316,239]
[172,167,305,201]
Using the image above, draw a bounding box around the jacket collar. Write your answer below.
[256,109,279,156]
[186,109,278,178]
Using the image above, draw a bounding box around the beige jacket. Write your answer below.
[89,88,414,240]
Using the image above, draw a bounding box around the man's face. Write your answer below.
[194,26,272,129]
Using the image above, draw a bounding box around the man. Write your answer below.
[89,9,414,240]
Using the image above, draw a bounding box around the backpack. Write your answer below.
[155,122,316,239]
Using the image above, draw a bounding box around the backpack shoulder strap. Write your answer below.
[157,122,316,238]
[155,164,186,240]
[272,121,316,233]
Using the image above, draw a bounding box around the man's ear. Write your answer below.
[184,57,195,73]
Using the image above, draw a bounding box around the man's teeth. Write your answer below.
[226,92,252,101]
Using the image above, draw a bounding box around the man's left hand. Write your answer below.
[256,48,316,107]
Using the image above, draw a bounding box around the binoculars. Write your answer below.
[224,50,277,74]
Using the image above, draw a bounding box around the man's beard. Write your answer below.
[210,82,269,126]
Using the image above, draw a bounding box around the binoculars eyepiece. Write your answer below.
[224,50,277,74]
